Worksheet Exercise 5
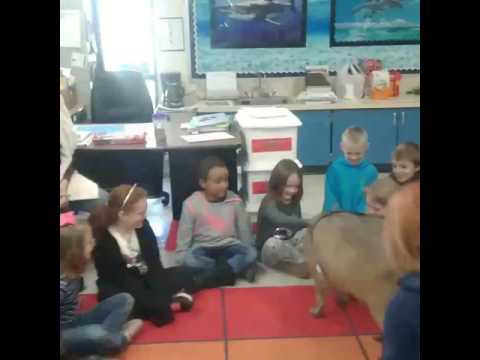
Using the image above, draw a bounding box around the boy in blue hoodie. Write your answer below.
[323,126,378,214]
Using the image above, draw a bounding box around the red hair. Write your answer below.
[383,181,420,273]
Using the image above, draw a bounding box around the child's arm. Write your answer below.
[366,165,379,186]
[262,199,308,232]
[322,166,340,213]
[234,201,254,245]
[176,201,195,264]
[358,165,379,213]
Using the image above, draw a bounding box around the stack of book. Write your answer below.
[185,113,231,133]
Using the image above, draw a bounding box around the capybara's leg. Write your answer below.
[335,291,351,309]
[309,263,328,318]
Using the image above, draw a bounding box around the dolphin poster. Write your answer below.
[210,0,307,48]
[331,0,420,46]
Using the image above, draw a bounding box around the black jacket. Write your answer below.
[93,219,194,326]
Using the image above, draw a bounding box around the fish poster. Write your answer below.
[331,0,420,46]
[210,0,307,48]
[190,0,420,75]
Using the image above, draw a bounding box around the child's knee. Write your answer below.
[114,292,135,310]
[185,249,215,270]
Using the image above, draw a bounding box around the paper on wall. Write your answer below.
[60,10,82,48]
[71,52,86,68]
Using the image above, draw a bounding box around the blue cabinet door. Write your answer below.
[398,108,420,144]
[332,109,397,164]
[295,111,331,166]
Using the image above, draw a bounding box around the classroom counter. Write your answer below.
[193,95,420,113]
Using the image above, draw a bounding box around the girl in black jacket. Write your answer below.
[89,184,198,327]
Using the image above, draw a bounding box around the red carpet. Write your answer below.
[79,289,224,343]
[224,286,354,339]
[344,300,381,335]
[164,220,178,251]
[78,286,380,343]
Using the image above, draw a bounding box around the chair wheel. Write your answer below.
[160,191,170,206]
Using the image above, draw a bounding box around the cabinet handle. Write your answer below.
[393,112,397,126]
[401,111,405,126]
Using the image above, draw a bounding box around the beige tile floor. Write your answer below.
[81,172,388,294]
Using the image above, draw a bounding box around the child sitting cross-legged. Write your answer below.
[256,159,310,279]
[60,212,143,359]
[89,185,200,328]
[176,156,258,286]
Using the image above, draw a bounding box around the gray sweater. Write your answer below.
[256,194,308,251]
[176,191,253,263]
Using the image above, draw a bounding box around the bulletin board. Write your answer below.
[189,0,420,77]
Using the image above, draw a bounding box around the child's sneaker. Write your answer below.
[121,319,144,343]
[172,291,194,311]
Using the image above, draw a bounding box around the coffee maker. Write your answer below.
[160,72,185,108]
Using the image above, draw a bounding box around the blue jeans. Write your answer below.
[184,243,257,274]
[61,293,133,356]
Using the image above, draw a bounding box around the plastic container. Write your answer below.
[235,108,302,168]
[152,111,168,143]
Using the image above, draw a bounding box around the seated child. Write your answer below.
[391,142,420,185]
[88,185,198,327]
[366,143,420,217]
[256,159,310,278]
[176,156,257,284]
[323,126,379,214]
[60,212,143,358]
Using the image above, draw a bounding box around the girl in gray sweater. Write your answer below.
[256,159,310,278]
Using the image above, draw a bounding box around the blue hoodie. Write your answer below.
[322,156,378,214]
[383,272,420,360]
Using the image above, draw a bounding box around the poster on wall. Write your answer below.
[210,0,307,48]
[190,0,420,76]
[331,0,420,46]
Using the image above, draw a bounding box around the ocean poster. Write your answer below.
[191,0,420,75]
[332,0,420,45]
[210,0,306,49]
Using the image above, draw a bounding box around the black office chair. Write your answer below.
[78,70,169,205]
[91,70,154,123]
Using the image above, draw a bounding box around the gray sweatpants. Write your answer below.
[261,228,309,277]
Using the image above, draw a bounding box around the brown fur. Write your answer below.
[305,177,402,329]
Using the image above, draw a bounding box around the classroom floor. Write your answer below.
[81,173,386,360]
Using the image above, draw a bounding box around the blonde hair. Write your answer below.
[393,142,420,167]
[341,126,368,145]
[60,221,91,277]
[383,181,420,273]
